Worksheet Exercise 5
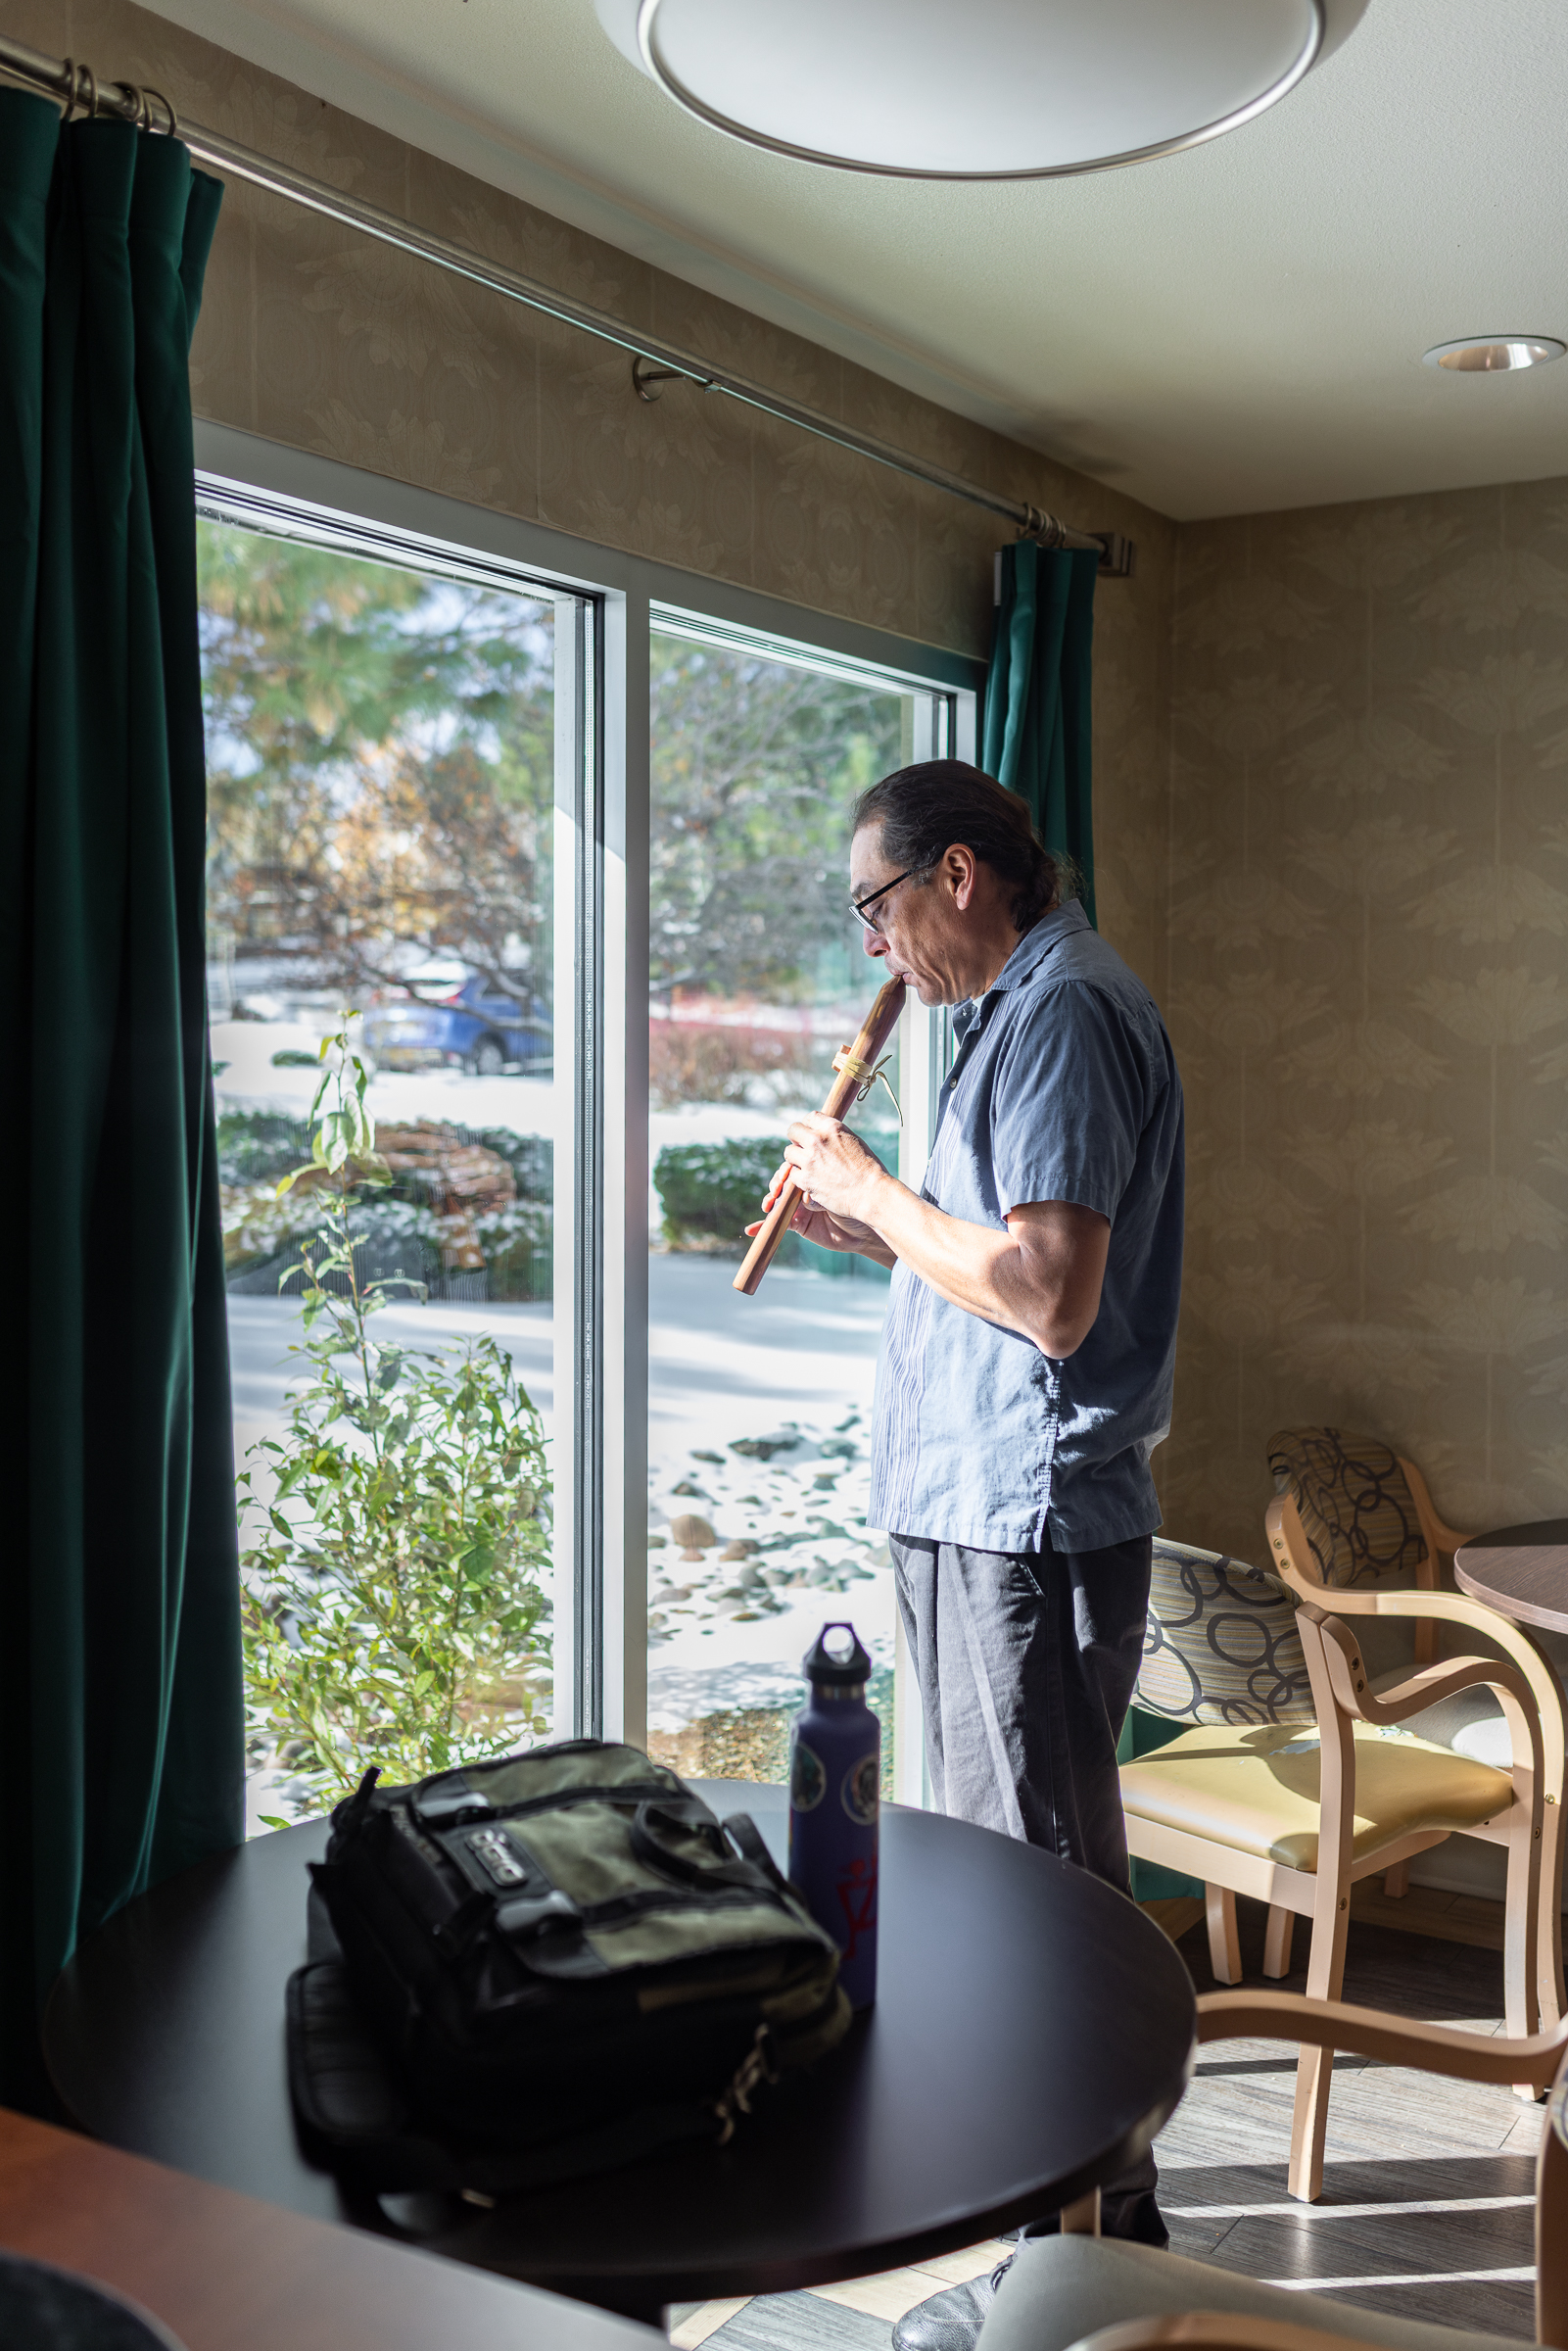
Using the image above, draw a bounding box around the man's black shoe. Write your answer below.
[890,2257,1015,2351]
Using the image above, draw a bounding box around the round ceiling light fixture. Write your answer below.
[1422,336,1567,373]
[594,0,1369,180]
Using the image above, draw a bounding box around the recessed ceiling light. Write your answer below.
[1422,337,1567,373]
[594,0,1370,180]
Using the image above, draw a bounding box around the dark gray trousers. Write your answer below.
[889,1527,1165,2249]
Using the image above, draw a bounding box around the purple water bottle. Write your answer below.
[787,1623,880,2010]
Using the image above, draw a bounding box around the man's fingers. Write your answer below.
[750,1190,817,1240]
[760,1164,799,1214]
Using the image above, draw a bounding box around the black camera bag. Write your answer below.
[286,1738,848,2194]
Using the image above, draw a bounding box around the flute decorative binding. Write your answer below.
[732,974,907,1297]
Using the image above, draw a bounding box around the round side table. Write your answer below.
[1454,1519,1568,1635]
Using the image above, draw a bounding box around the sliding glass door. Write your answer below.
[193,419,981,1820]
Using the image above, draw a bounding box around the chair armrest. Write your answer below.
[1265,1506,1565,1782]
[1197,1987,1566,2088]
[1308,1628,1542,1778]
[1335,1650,1530,1729]
[1068,2319,1389,2351]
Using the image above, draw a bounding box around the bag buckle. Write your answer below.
[712,2026,779,2145]
[494,1890,582,1943]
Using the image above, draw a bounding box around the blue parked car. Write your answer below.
[362,966,552,1076]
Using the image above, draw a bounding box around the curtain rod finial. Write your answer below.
[1017,510,1136,577]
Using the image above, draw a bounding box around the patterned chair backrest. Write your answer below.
[1266,1426,1426,1590]
[1137,1538,1315,1726]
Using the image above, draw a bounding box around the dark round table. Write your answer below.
[44,1782,1195,2323]
[1455,1519,1568,1635]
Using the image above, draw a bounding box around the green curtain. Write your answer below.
[0,92,243,2108]
[980,539,1099,927]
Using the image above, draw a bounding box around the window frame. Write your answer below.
[194,419,983,1762]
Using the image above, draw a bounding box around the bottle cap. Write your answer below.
[803,1621,872,1688]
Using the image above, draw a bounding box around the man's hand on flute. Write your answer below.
[755,1111,1112,1363]
[745,1116,897,1267]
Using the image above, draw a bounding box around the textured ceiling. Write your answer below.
[140,0,1568,520]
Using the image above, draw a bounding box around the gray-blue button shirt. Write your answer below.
[867,900,1184,1555]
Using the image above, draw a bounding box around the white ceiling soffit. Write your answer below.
[139,0,1568,521]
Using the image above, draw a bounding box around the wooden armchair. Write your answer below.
[1266,1429,1508,1899]
[976,1987,1568,2351]
[1264,1483,1566,2185]
[1119,1494,1563,2200]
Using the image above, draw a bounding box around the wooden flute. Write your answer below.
[732,973,907,1297]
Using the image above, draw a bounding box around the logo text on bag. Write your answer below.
[467,1827,530,1887]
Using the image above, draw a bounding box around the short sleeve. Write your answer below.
[989,983,1151,1222]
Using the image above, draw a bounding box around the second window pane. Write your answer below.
[645,626,922,1785]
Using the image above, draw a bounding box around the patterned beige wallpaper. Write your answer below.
[1163,482,1568,1560]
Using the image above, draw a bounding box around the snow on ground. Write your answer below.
[644,1257,890,1728]
[214,1020,557,1141]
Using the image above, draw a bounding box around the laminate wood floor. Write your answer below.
[670,1899,1545,2349]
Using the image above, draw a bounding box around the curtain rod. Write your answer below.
[0,32,1134,579]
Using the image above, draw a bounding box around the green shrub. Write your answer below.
[469,1197,553,1302]
[652,1133,890,1279]
[655,1138,785,1249]
[474,1128,553,1300]
[219,1107,554,1300]
[219,1109,312,1186]
[476,1127,553,1201]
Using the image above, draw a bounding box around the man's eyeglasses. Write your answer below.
[850,864,929,934]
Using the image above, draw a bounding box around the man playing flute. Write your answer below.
[754,760,1183,2342]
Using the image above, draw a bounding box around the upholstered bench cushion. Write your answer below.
[979,2235,1521,2351]
[1118,1718,1511,1870]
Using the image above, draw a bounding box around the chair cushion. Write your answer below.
[1119,1718,1511,1870]
[979,2233,1521,2351]
[1267,1426,1427,1588]
[1138,1541,1315,1726]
